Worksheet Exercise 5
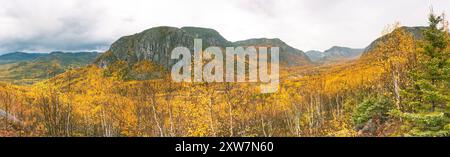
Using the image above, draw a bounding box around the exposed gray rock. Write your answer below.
[305,50,325,62]
[323,46,364,60]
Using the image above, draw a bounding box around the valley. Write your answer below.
[0,16,448,137]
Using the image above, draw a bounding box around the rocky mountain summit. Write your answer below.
[323,46,364,60]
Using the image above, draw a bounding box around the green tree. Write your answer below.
[353,95,393,131]
[398,13,450,137]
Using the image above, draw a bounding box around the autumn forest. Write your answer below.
[0,13,449,137]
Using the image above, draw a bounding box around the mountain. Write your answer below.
[97,26,227,70]
[323,46,364,60]
[96,26,311,71]
[233,38,311,66]
[0,52,100,85]
[363,26,426,54]
[0,52,47,64]
[305,50,325,62]
[305,46,364,63]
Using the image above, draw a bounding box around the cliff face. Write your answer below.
[97,26,311,70]
[104,26,195,69]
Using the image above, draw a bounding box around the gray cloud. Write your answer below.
[0,0,448,53]
[0,0,112,52]
[0,15,111,52]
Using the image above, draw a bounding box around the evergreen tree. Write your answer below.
[397,13,450,136]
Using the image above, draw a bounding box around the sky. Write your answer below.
[0,0,448,53]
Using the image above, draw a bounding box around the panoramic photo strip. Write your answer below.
[0,0,449,155]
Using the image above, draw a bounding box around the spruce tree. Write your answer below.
[398,13,450,136]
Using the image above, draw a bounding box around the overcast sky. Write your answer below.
[0,0,448,53]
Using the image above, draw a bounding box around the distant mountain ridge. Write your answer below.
[0,51,100,85]
[305,46,364,63]
[363,26,426,54]
[0,52,47,64]
[35,51,101,68]
[1,25,433,85]
[233,38,311,66]
[305,50,324,62]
